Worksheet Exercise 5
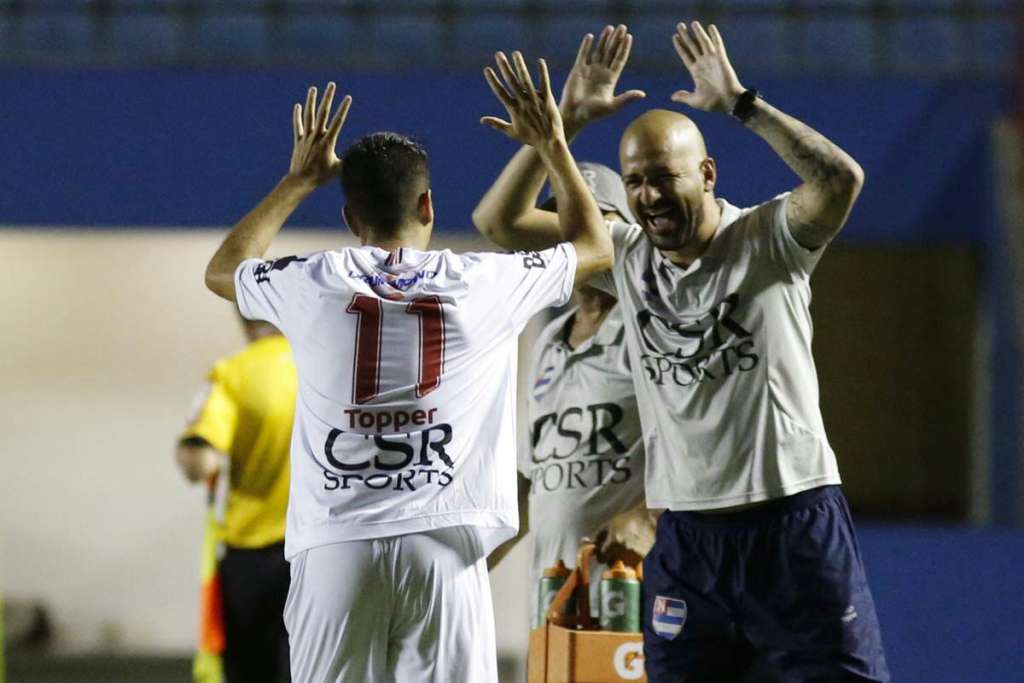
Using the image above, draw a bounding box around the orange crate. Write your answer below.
[527,624,646,682]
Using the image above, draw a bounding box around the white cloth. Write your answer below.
[284,526,497,683]
[520,304,645,625]
[234,244,577,559]
[590,195,841,510]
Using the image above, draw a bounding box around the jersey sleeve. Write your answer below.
[234,255,310,329]
[180,363,238,454]
[754,193,827,279]
[588,221,644,296]
[485,243,578,331]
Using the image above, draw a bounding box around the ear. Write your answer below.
[417,189,434,226]
[342,205,361,238]
[701,157,717,192]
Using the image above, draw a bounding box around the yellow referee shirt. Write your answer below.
[182,335,296,549]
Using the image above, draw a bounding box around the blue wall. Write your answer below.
[861,525,1024,682]
[0,69,1007,242]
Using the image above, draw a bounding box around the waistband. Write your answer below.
[665,485,843,529]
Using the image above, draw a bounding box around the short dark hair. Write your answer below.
[340,132,430,234]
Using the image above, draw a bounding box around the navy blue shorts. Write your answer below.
[642,486,889,683]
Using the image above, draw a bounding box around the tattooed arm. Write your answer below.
[670,20,864,251]
[743,103,864,250]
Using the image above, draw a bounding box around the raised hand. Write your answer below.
[482,51,565,153]
[670,21,746,113]
[289,82,352,186]
[560,24,645,133]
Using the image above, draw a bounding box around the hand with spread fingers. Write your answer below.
[560,24,646,134]
[288,81,353,186]
[670,21,746,114]
[482,51,565,154]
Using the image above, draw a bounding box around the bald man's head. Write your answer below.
[618,109,718,253]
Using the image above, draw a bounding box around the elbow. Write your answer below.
[204,261,235,301]
[471,206,498,241]
[840,159,865,200]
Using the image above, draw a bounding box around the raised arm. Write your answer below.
[205,83,352,301]
[482,52,613,283]
[671,21,864,250]
[472,26,644,250]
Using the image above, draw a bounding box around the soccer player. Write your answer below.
[480,21,890,683]
[177,315,295,683]
[478,160,653,624]
[203,63,611,682]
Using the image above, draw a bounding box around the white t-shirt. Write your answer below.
[520,304,645,624]
[591,194,841,510]
[234,244,577,559]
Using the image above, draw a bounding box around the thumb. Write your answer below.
[611,89,646,110]
[480,116,512,134]
[671,89,696,106]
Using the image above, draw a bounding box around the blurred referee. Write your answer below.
[177,315,295,683]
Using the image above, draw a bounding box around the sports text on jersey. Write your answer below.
[526,401,635,494]
[321,409,455,492]
[346,269,439,290]
[637,289,760,387]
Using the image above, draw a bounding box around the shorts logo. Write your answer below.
[652,596,686,640]
[612,641,644,680]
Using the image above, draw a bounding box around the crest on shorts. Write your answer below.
[652,596,687,640]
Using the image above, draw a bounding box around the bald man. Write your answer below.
[478,21,888,683]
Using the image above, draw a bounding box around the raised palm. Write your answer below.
[670,21,745,114]
[559,25,645,131]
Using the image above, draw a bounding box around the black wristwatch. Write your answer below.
[731,89,760,124]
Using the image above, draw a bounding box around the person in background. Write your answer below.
[177,315,295,683]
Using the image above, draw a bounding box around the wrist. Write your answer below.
[559,109,586,141]
[280,172,320,196]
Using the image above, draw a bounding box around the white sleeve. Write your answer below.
[588,220,644,296]
[761,193,826,279]
[482,243,577,332]
[233,255,309,330]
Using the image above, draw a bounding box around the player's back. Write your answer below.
[234,243,577,558]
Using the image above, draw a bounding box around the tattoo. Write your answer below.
[783,131,848,191]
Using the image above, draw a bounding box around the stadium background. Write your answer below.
[2,1,1023,681]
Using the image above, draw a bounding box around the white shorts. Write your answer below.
[284,525,498,683]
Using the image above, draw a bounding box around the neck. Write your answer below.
[575,287,616,318]
[361,224,431,252]
[662,196,721,268]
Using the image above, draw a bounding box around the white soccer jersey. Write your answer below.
[521,304,645,623]
[234,244,577,559]
[591,194,841,510]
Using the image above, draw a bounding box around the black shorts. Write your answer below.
[643,486,889,683]
[220,542,291,683]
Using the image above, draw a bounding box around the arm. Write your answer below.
[206,83,352,301]
[472,26,645,250]
[176,436,222,484]
[481,52,613,283]
[671,21,864,250]
[487,473,531,570]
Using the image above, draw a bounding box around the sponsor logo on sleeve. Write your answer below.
[253,255,308,283]
[652,596,687,640]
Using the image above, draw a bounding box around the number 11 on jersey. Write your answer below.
[346,294,446,404]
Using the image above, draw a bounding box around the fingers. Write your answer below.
[692,21,716,55]
[484,66,515,111]
[537,58,553,103]
[495,51,523,97]
[709,23,729,58]
[511,51,538,105]
[326,94,352,147]
[574,33,593,69]
[673,31,695,66]
[594,25,613,64]
[316,82,336,133]
[304,86,317,138]
[292,103,304,142]
[609,30,633,73]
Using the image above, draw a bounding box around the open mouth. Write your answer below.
[641,207,677,234]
